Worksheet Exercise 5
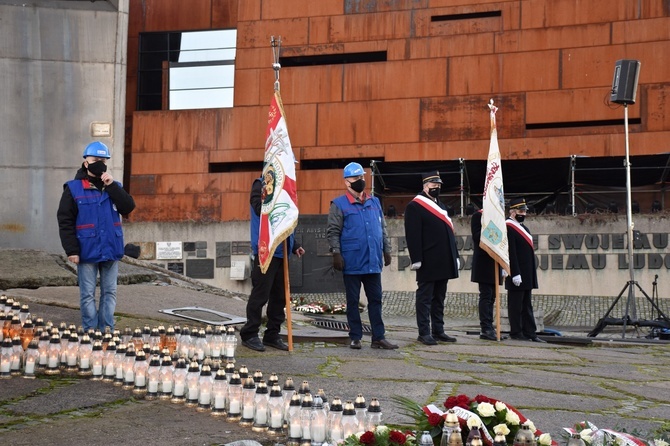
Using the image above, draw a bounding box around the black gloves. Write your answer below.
[384,252,391,266]
[333,253,344,271]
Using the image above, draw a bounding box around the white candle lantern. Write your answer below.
[211,368,228,416]
[341,401,359,438]
[78,334,93,377]
[267,383,284,434]
[59,329,70,370]
[1,338,13,378]
[240,376,256,426]
[197,364,214,412]
[142,325,151,343]
[310,395,328,446]
[164,326,177,355]
[252,380,270,432]
[65,333,79,374]
[365,397,383,431]
[37,330,50,370]
[287,394,303,444]
[282,377,296,428]
[10,336,23,376]
[300,393,313,445]
[90,341,104,380]
[131,328,143,353]
[159,353,174,400]
[19,304,31,326]
[224,326,237,360]
[327,397,344,443]
[122,345,136,390]
[210,325,223,360]
[146,355,162,400]
[102,341,117,382]
[45,333,61,375]
[224,360,236,383]
[171,358,188,403]
[113,344,127,386]
[132,350,149,396]
[226,372,243,421]
[203,326,213,359]
[354,393,367,428]
[149,328,161,353]
[185,360,201,407]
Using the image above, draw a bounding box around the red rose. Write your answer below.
[389,430,407,445]
[360,431,376,445]
[428,413,443,426]
[455,395,471,409]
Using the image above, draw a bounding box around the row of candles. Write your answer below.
[0,295,385,446]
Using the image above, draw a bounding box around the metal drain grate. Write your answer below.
[311,318,371,334]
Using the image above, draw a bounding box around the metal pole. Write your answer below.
[571,155,576,216]
[271,36,281,92]
[459,158,465,217]
[622,103,637,338]
[370,160,375,197]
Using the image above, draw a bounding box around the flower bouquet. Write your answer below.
[393,394,555,446]
[563,421,668,446]
[343,425,417,446]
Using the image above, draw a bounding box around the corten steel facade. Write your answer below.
[125,0,670,223]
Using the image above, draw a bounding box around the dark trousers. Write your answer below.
[240,256,286,342]
[478,282,495,333]
[415,279,448,336]
[343,273,386,342]
[507,289,537,338]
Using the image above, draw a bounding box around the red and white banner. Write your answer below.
[258,91,299,274]
[480,102,510,275]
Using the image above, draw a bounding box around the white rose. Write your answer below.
[524,420,537,433]
[505,411,521,425]
[493,424,510,436]
[654,440,669,446]
[477,402,496,418]
[375,425,389,436]
[495,401,508,412]
[580,429,593,443]
[539,433,552,445]
[467,417,482,429]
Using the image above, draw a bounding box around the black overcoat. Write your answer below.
[504,218,539,291]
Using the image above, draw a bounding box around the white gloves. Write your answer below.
[512,275,522,286]
[501,269,509,278]
[456,258,461,269]
[410,262,422,270]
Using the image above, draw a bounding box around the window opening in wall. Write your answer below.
[137,29,237,111]
[431,11,501,22]
[526,118,641,130]
[279,51,387,67]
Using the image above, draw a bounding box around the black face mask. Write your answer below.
[348,179,365,193]
[87,161,107,177]
[515,214,526,223]
[427,187,441,198]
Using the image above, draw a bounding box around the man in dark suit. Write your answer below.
[505,197,545,342]
[404,171,460,345]
[470,208,506,341]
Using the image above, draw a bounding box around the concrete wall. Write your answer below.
[124,213,670,299]
[0,0,129,254]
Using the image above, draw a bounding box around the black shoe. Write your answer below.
[371,339,399,349]
[510,334,529,341]
[432,332,457,343]
[529,336,547,343]
[350,339,362,349]
[479,331,497,341]
[263,338,289,351]
[417,335,438,345]
[242,337,266,352]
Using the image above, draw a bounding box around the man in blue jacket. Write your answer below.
[57,141,135,332]
[326,162,398,350]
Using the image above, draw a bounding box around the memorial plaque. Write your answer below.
[216,242,231,268]
[186,259,215,279]
[232,241,251,255]
[290,215,345,293]
[167,262,184,275]
[196,249,207,258]
[195,241,207,249]
[183,242,196,252]
[156,241,183,260]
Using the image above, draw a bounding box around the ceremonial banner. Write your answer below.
[480,102,510,275]
[258,91,299,273]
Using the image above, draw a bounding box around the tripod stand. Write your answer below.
[588,103,670,338]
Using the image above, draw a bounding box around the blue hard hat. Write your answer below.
[82,141,111,159]
[343,162,364,178]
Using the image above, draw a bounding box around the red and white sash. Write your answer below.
[412,195,453,231]
[506,218,533,249]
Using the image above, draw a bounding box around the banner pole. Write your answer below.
[283,239,294,352]
[495,263,501,342]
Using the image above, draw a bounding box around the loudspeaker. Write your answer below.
[610,59,641,105]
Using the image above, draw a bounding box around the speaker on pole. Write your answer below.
[610,59,641,105]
